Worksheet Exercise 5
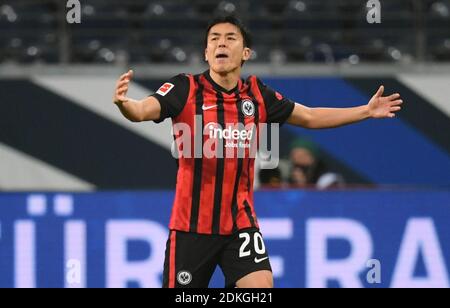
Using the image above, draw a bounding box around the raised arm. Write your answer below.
[113,70,162,122]
[287,85,403,129]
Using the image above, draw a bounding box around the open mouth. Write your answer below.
[216,54,229,59]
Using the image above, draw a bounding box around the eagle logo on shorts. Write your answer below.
[242,100,255,117]
[177,271,192,285]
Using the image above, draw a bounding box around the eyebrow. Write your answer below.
[209,32,238,37]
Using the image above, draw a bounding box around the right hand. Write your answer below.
[113,70,133,105]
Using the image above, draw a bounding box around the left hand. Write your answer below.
[368,85,403,118]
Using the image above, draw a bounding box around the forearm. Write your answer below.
[114,99,144,122]
[289,103,371,129]
[307,105,371,129]
[287,86,402,129]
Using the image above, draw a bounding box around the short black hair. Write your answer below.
[204,15,252,49]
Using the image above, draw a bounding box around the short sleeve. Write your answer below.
[151,74,190,123]
[256,78,295,125]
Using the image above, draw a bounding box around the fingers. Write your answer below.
[118,73,128,82]
[116,80,130,89]
[385,105,402,119]
[117,82,129,93]
[390,99,403,106]
[117,79,129,88]
[118,70,134,82]
[114,83,129,103]
[116,70,133,90]
[116,81,129,93]
[117,86,128,95]
[387,93,401,100]
[114,70,133,104]
[116,70,133,94]
[375,85,384,97]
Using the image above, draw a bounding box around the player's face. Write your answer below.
[205,23,251,74]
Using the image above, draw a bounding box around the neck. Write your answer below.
[209,68,241,91]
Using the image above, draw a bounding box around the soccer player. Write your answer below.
[112,16,403,288]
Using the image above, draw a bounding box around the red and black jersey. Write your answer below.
[152,70,295,235]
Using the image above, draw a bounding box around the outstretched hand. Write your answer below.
[368,85,403,118]
[113,70,133,105]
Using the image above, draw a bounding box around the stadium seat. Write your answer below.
[0,0,449,64]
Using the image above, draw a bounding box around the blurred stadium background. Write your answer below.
[0,0,449,288]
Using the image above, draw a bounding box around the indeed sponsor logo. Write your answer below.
[205,123,253,141]
[171,116,280,168]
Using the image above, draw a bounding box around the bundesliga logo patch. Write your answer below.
[156,83,175,96]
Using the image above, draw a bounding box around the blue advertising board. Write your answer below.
[0,190,449,288]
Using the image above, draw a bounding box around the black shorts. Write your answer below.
[162,228,272,288]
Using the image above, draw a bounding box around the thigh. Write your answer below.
[236,270,273,288]
[219,228,272,288]
[162,230,223,288]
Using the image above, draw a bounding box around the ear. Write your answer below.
[204,48,208,62]
[242,47,252,61]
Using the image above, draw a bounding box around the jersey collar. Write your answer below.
[203,70,243,95]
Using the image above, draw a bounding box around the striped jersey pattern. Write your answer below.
[152,70,295,235]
